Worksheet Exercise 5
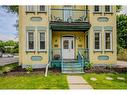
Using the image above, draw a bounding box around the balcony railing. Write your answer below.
[51,9,88,22]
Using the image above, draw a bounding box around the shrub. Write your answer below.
[25,65,33,74]
[85,62,93,69]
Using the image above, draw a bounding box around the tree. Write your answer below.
[2,6,18,14]
[117,14,127,48]
[116,5,122,12]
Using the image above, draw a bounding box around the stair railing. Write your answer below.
[78,51,84,68]
[61,57,63,72]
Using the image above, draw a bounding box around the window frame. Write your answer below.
[94,5,102,12]
[26,31,36,51]
[38,31,46,51]
[37,5,46,12]
[26,6,36,12]
[104,31,112,51]
[105,5,112,12]
[94,31,102,51]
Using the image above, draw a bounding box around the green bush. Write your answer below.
[25,65,33,74]
[85,62,93,69]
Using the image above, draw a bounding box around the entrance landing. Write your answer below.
[67,76,93,89]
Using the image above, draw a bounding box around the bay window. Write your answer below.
[27,32,35,51]
[26,6,36,12]
[39,32,46,50]
[94,32,101,50]
[105,5,112,12]
[94,6,101,12]
[105,32,112,50]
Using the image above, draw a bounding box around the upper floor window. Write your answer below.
[37,6,46,12]
[105,5,112,12]
[94,32,101,50]
[94,6,101,12]
[26,6,36,12]
[27,32,35,51]
[105,32,112,50]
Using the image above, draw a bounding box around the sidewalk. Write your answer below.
[67,76,93,89]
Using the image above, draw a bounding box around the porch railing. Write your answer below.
[78,48,89,61]
[78,51,84,68]
[51,9,88,22]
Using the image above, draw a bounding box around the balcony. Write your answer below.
[50,8,91,31]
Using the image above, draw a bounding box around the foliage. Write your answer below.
[83,73,127,89]
[0,40,19,53]
[0,63,18,74]
[85,62,93,69]
[25,65,33,73]
[0,73,68,89]
[2,6,18,14]
[116,5,122,12]
[117,14,127,48]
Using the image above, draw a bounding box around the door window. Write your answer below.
[63,40,69,49]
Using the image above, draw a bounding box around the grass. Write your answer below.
[0,72,68,89]
[83,73,127,89]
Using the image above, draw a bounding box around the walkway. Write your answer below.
[117,61,127,68]
[67,76,93,89]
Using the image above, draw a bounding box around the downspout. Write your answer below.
[45,6,51,77]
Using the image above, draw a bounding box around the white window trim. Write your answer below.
[105,6,112,12]
[26,31,36,51]
[94,31,102,51]
[94,6,102,12]
[38,31,46,51]
[37,6,47,12]
[26,6,36,12]
[104,31,112,51]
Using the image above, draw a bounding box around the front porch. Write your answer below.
[50,31,89,73]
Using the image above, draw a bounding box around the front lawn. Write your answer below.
[0,72,68,89]
[83,73,127,89]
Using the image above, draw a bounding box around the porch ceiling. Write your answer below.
[50,21,91,31]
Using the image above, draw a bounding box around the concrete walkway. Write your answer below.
[67,76,93,89]
[117,61,127,68]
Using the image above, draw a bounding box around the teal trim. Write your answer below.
[31,17,42,22]
[51,60,61,68]
[97,17,109,22]
[37,26,47,31]
[98,55,109,60]
[26,26,35,31]
[93,26,102,31]
[31,56,42,61]
[104,26,113,31]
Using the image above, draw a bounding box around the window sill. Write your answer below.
[25,11,36,14]
[37,11,47,13]
[37,50,47,53]
[104,12,113,14]
[94,50,103,52]
[104,50,114,52]
[26,50,36,53]
[93,12,102,14]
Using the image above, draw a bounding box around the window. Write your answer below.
[26,6,35,12]
[38,6,46,12]
[27,32,35,50]
[94,32,101,50]
[94,6,100,12]
[39,32,45,50]
[105,5,112,12]
[105,32,112,50]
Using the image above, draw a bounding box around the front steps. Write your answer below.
[61,60,84,73]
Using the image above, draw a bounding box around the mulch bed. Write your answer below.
[1,66,61,76]
[85,66,127,74]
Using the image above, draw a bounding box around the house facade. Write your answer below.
[19,5,117,73]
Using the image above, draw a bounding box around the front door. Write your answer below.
[62,36,74,59]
